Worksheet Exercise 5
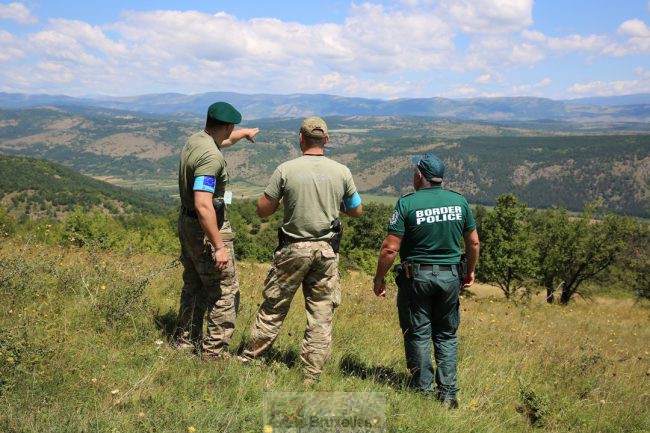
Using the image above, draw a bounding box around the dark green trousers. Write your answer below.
[396,265,460,399]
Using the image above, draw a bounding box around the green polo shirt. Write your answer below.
[178,130,229,210]
[387,186,476,265]
[265,155,358,240]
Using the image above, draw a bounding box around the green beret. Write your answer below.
[207,102,242,124]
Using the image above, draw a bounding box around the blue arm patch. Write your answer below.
[193,176,216,193]
[343,192,362,210]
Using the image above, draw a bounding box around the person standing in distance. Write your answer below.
[372,154,480,408]
[175,101,259,360]
[239,116,363,384]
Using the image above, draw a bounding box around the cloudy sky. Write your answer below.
[1,0,649,99]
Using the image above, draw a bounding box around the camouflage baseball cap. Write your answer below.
[207,102,242,124]
[300,116,328,138]
[412,154,445,182]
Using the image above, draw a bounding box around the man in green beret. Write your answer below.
[174,101,259,359]
[239,116,363,384]
[372,154,480,408]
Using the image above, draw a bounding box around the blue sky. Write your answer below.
[0,1,649,99]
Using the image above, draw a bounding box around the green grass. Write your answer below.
[1,237,648,433]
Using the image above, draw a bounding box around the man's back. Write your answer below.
[265,155,356,240]
[389,187,475,264]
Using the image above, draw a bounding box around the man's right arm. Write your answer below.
[194,190,229,271]
[462,229,480,288]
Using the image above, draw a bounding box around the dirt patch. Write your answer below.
[45,117,84,131]
[89,133,173,159]
[410,142,459,153]
[0,131,80,148]
[355,156,412,190]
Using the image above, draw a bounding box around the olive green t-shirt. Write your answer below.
[178,131,228,210]
[265,155,358,240]
[387,187,476,265]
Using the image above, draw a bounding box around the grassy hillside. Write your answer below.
[0,154,171,217]
[1,107,648,216]
[1,238,648,433]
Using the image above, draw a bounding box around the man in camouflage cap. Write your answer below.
[174,101,259,359]
[239,116,363,383]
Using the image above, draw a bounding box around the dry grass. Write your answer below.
[1,240,648,432]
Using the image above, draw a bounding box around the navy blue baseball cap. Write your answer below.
[412,154,445,182]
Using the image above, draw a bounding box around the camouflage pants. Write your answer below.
[175,214,240,357]
[242,241,340,379]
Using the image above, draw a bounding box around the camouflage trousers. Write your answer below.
[242,241,340,379]
[175,214,240,357]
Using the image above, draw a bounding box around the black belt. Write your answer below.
[181,207,198,218]
[419,264,453,271]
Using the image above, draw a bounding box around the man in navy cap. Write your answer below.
[174,102,259,359]
[372,154,480,408]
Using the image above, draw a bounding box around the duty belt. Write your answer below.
[419,264,453,272]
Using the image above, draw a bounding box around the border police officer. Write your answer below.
[239,116,363,384]
[174,102,259,359]
[372,154,480,408]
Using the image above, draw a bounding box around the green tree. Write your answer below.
[529,208,576,303]
[478,194,538,299]
[551,207,642,304]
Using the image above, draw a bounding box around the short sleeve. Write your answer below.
[387,199,405,235]
[463,200,476,232]
[194,150,224,178]
[343,167,357,198]
[264,167,284,200]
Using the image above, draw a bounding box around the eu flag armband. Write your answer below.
[343,192,362,210]
[193,176,216,193]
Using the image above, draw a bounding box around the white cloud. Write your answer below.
[510,77,551,95]
[0,30,24,61]
[0,2,36,24]
[437,0,533,34]
[464,35,544,72]
[566,69,650,97]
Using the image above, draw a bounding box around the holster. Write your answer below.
[212,198,226,231]
[459,254,468,281]
[327,218,343,254]
[394,259,417,279]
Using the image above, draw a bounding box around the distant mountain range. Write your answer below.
[1,92,649,123]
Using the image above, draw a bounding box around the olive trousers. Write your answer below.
[396,265,460,400]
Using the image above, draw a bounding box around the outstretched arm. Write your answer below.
[220,127,260,148]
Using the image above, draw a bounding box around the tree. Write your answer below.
[529,208,576,303]
[532,204,641,304]
[478,194,538,299]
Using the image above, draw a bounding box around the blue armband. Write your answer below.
[343,192,362,209]
[193,176,216,193]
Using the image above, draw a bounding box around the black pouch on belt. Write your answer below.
[212,198,225,231]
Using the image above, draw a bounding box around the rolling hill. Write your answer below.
[0,154,171,218]
[0,107,648,217]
